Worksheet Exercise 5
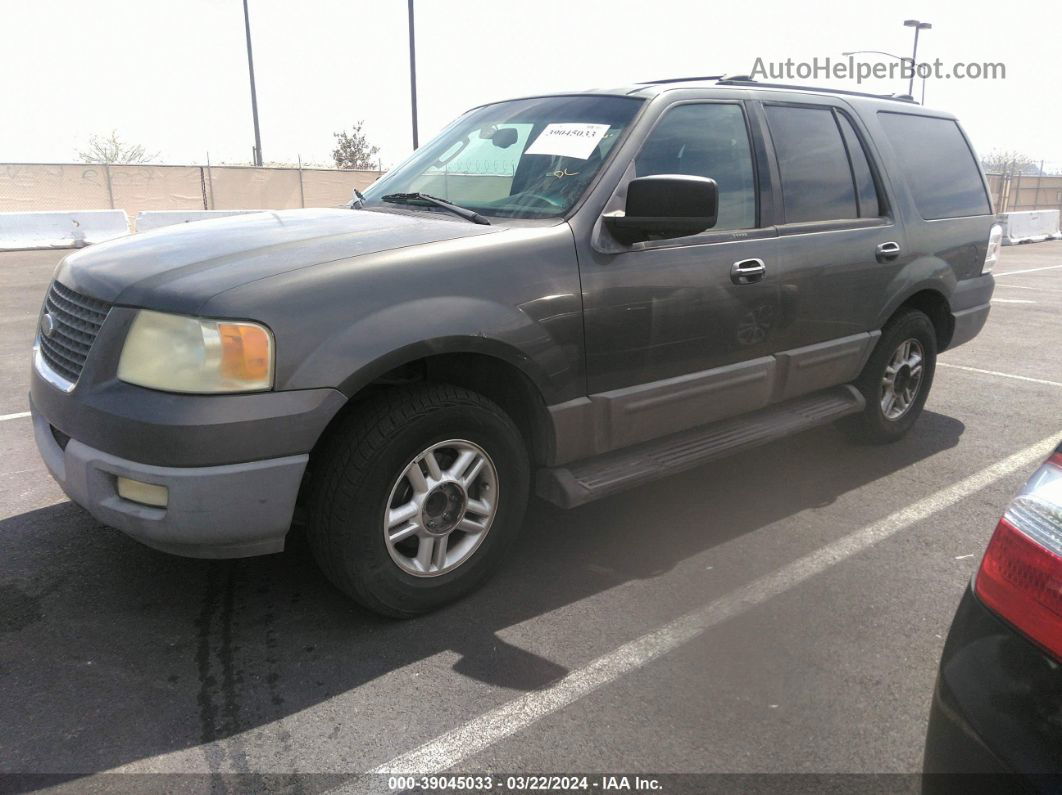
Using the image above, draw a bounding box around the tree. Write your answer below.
[980,149,1036,175]
[77,131,157,164]
[332,121,380,170]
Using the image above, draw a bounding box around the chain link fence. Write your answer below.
[0,163,384,218]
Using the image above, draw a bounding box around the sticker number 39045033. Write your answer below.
[524,123,611,160]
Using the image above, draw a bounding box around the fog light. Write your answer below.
[116,477,169,508]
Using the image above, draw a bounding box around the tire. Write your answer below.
[304,383,530,618]
[841,308,938,444]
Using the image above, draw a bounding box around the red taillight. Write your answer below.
[976,453,1062,660]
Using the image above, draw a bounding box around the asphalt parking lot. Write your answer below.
[1,243,1060,791]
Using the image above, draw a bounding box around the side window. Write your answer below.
[836,114,881,217]
[877,112,991,219]
[765,105,858,223]
[634,103,757,231]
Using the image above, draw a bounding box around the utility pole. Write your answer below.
[903,19,932,97]
[243,0,263,165]
[408,0,419,149]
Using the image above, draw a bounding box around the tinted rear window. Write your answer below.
[877,112,990,219]
[765,105,858,223]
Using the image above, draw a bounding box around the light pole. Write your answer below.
[408,0,419,150]
[242,0,263,166]
[903,19,932,97]
[842,49,927,103]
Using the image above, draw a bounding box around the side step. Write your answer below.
[536,385,865,508]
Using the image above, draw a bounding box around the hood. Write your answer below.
[57,208,498,314]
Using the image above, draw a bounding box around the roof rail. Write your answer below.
[639,75,725,85]
[716,77,919,103]
[637,75,919,104]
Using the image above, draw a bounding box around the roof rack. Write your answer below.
[638,75,918,103]
[639,75,726,85]
[717,77,919,103]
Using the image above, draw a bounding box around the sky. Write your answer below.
[3,0,1060,171]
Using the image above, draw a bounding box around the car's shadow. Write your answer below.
[0,412,964,781]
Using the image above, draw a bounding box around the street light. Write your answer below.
[408,0,419,150]
[903,19,932,97]
[841,49,927,102]
[242,0,263,166]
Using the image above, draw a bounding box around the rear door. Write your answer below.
[875,110,995,280]
[753,98,907,401]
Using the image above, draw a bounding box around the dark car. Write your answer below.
[923,444,1062,793]
[30,76,999,616]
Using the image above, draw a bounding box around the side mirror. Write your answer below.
[603,174,718,245]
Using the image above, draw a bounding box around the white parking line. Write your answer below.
[0,411,30,422]
[991,298,1036,304]
[938,362,1062,388]
[995,283,1062,293]
[994,264,1062,277]
[361,433,1059,779]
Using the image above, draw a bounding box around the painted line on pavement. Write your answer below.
[938,362,1062,388]
[991,298,1036,304]
[359,433,1060,778]
[0,411,30,422]
[994,264,1062,277]
[995,283,1062,293]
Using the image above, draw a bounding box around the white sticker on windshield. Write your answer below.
[524,123,611,160]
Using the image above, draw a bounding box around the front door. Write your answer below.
[580,100,784,450]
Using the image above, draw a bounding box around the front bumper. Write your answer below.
[31,396,308,558]
[28,294,348,557]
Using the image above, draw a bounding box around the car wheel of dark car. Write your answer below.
[304,383,530,618]
[841,308,938,444]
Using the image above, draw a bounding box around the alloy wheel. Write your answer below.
[880,338,925,420]
[383,439,499,577]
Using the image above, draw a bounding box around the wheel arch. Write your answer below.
[313,341,558,467]
[897,289,953,351]
[880,287,954,351]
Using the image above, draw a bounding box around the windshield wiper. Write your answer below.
[380,192,491,225]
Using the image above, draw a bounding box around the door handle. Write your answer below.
[876,241,901,262]
[731,258,766,285]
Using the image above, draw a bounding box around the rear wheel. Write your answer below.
[841,309,938,444]
[305,383,530,617]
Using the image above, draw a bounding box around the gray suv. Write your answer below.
[30,77,999,616]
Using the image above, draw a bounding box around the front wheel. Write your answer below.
[841,309,938,444]
[304,383,530,617]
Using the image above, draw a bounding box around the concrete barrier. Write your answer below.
[0,210,130,251]
[134,210,261,233]
[1000,209,1062,245]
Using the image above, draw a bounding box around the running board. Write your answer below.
[536,385,865,508]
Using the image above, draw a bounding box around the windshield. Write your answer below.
[361,95,643,220]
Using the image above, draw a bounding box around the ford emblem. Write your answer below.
[40,312,56,338]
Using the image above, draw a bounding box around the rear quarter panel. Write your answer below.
[846,100,995,327]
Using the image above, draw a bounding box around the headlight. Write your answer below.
[118,310,273,393]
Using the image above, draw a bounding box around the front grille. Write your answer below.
[38,281,112,384]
